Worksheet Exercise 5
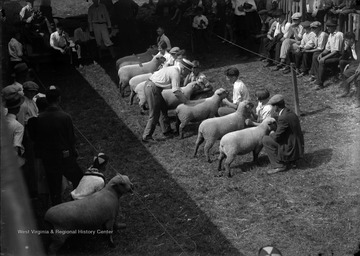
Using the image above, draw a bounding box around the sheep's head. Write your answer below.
[155,56,166,64]
[109,174,134,197]
[262,117,277,132]
[237,100,254,115]
[214,88,228,99]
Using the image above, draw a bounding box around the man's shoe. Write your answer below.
[267,166,287,174]
[162,130,174,138]
[142,137,157,143]
[282,68,291,74]
[272,66,282,71]
[305,75,316,82]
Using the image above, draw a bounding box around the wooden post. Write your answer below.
[301,0,306,21]
[290,63,300,116]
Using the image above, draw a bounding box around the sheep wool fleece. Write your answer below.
[71,169,105,200]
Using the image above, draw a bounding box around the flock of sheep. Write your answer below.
[116,47,278,178]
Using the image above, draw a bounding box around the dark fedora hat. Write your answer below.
[325,19,337,27]
[5,94,25,109]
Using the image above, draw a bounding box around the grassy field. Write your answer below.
[11,0,360,255]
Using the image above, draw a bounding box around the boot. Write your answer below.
[355,82,360,108]
[336,81,350,98]
[108,46,116,59]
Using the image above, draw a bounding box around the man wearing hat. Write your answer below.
[274,12,304,72]
[17,81,39,126]
[2,86,26,167]
[297,21,328,77]
[262,94,304,174]
[256,9,276,58]
[163,46,181,68]
[310,19,343,90]
[292,20,316,75]
[142,58,194,143]
[35,86,83,205]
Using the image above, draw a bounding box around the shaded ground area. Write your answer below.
[35,64,242,256]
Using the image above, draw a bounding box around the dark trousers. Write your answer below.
[294,51,313,73]
[262,135,286,168]
[22,128,37,197]
[143,81,171,140]
[41,155,83,205]
[339,59,354,74]
[311,52,340,85]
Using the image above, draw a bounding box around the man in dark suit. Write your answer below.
[262,94,304,174]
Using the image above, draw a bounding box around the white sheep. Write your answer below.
[129,73,152,105]
[175,88,228,139]
[131,81,202,114]
[115,45,158,70]
[193,100,254,163]
[217,117,277,177]
[118,56,165,97]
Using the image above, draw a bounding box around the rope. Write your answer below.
[31,67,189,256]
[212,32,295,71]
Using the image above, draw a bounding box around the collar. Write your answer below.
[84,168,105,181]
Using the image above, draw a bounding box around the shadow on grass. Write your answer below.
[299,148,333,169]
[36,65,243,256]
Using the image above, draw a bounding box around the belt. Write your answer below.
[93,22,106,24]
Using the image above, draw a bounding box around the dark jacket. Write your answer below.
[271,107,304,162]
[35,106,77,158]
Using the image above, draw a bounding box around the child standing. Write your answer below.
[246,88,274,127]
[71,153,109,200]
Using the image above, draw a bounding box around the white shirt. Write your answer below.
[50,31,68,49]
[157,34,171,51]
[315,31,328,51]
[300,31,316,49]
[232,0,257,16]
[17,97,38,126]
[193,15,209,29]
[256,102,274,122]
[150,64,182,92]
[232,79,250,104]
[325,31,343,52]
[8,38,23,62]
[6,113,25,157]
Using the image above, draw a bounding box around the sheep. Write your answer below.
[130,81,202,115]
[175,88,228,139]
[118,56,165,97]
[217,117,277,177]
[193,100,254,163]
[129,73,152,105]
[115,45,158,70]
[45,174,134,255]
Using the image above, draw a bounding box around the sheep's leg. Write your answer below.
[204,139,215,163]
[129,90,136,105]
[217,151,226,172]
[224,155,235,177]
[193,133,204,157]
[104,219,116,248]
[175,116,180,135]
[119,81,123,97]
[252,145,263,164]
[179,122,187,139]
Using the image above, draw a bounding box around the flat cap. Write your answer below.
[325,19,337,27]
[272,9,284,17]
[46,85,61,99]
[169,47,180,54]
[300,20,312,28]
[291,12,302,20]
[310,21,322,28]
[13,63,29,74]
[258,9,268,15]
[23,81,39,91]
[268,94,285,105]
[2,86,25,109]
[2,84,24,101]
